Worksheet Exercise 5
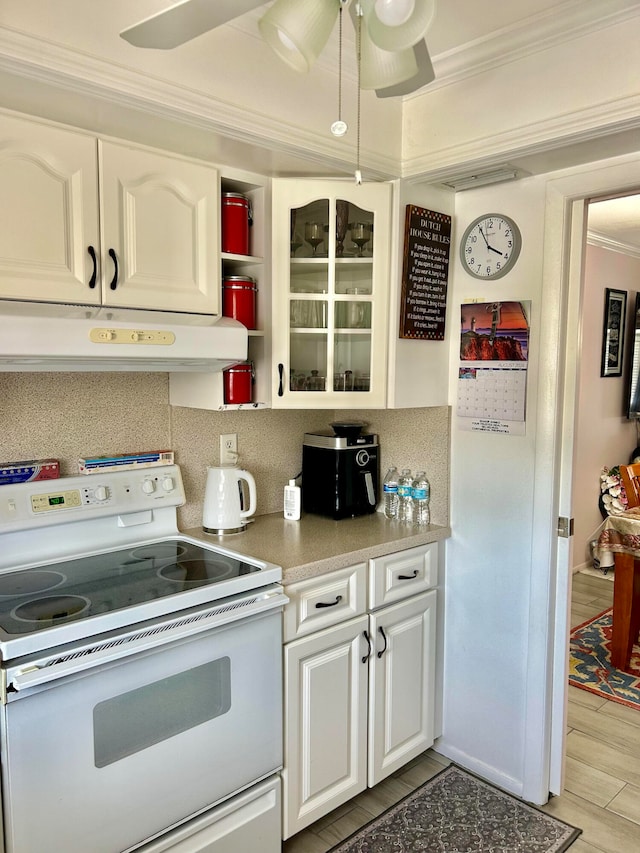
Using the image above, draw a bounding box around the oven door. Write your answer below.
[0,598,284,853]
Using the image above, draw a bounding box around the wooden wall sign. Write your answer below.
[399,205,451,340]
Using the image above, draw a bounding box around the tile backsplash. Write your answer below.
[1,373,450,530]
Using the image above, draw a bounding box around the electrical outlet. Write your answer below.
[220,433,238,465]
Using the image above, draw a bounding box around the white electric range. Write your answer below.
[0,464,285,853]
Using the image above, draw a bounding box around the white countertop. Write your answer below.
[185,511,450,585]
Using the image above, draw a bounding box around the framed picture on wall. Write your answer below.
[601,287,627,377]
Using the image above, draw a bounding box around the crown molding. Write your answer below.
[401,91,640,182]
[587,230,640,259]
[0,26,398,179]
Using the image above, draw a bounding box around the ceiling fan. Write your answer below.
[120,0,436,99]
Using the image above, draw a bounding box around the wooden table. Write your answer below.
[596,508,640,671]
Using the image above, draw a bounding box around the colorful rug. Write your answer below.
[328,765,581,853]
[569,608,640,709]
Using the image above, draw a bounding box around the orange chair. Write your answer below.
[610,463,640,670]
[620,463,640,509]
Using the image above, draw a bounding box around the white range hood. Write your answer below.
[0,301,248,372]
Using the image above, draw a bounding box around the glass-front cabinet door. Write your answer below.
[272,180,391,408]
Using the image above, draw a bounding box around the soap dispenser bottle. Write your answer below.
[284,479,301,520]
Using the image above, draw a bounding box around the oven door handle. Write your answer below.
[5,590,288,696]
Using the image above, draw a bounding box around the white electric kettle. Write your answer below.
[203,466,257,534]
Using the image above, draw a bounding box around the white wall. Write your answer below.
[439,176,548,794]
[572,243,640,570]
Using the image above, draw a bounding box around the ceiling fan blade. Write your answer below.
[120,0,265,49]
[374,40,435,98]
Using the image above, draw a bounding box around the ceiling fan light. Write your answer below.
[374,0,415,26]
[360,29,418,90]
[361,0,436,51]
[258,0,340,73]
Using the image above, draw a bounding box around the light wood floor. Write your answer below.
[284,570,640,852]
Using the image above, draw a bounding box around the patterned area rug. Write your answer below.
[569,608,640,709]
[328,765,581,853]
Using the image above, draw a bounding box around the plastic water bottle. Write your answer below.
[397,469,413,523]
[383,467,399,519]
[412,471,430,525]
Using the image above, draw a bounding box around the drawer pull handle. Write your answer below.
[278,363,284,397]
[377,626,388,659]
[398,569,419,580]
[315,595,343,609]
[362,630,372,664]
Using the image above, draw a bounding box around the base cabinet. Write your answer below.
[282,615,369,837]
[368,590,436,787]
[282,544,438,839]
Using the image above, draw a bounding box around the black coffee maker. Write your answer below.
[302,423,379,520]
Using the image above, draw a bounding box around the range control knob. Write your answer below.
[94,485,109,502]
[162,477,175,492]
[142,479,156,495]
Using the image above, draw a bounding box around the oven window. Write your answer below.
[93,657,231,768]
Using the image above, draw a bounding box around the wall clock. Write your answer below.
[459,213,522,280]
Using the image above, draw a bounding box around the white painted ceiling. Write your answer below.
[588,194,640,257]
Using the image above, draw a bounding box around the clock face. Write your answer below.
[459,214,521,280]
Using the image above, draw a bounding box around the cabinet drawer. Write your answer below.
[283,563,367,642]
[368,543,437,610]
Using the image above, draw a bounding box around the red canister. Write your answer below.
[222,276,257,329]
[223,362,254,405]
[221,192,252,255]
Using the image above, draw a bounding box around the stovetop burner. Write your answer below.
[12,595,91,624]
[0,570,66,598]
[0,539,262,639]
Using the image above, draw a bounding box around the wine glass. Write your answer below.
[305,222,324,257]
[350,222,372,257]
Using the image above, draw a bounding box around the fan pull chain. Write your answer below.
[355,2,363,184]
[330,2,348,137]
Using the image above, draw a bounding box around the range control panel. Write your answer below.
[0,465,185,533]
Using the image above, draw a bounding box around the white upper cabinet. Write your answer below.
[271,179,391,409]
[0,112,220,315]
[0,113,99,305]
[99,140,219,314]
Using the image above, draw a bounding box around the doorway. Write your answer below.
[535,155,640,803]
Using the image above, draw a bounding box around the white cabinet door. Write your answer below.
[282,615,368,839]
[0,114,100,305]
[272,179,391,409]
[368,589,437,787]
[100,140,219,314]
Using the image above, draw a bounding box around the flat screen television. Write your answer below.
[627,293,640,418]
